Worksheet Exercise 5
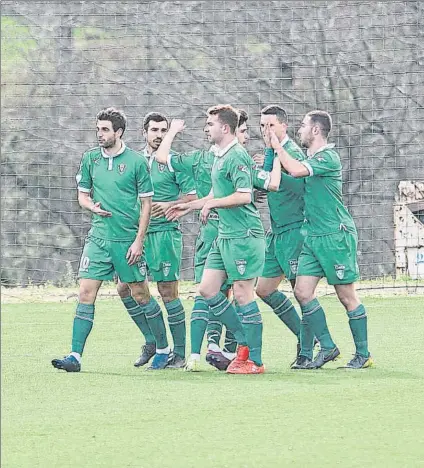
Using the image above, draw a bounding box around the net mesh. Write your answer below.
[1,1,423,290]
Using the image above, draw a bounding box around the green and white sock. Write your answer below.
[71,303,94,355]
[143,297,168,350]
[165,298,186,358]
[190,296,208,354]
[122,296,155,345]
[205,292,246,346]
[239,301,263,366]
[301,298,336,355]
[347,304,369,358]
[262,290,300,339]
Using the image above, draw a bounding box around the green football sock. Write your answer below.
[72,303,94,355]
[190,296,208,354]
[206,313,223,347]
[223,300,239,353]
[239,301,263,366]
[122,296,155,345]
[205,292,246,346]
[165,298,186,358]
[301,298,336,354]
[299,316,315,360]
[144,297,168,349]
[262,290,300,338]
[347,304,369,358]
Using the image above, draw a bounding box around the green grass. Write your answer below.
[2,296,424,468]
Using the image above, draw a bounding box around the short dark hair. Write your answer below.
[261,105,288,124]
[237,108,249,127]
[207,104,240,134]
[307,110,332,137]
[96,107,127,135]
[143,112,169,131]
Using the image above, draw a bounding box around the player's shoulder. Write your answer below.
[284,138,306,160]
[227,142,250,161]
[81,147,102,164]
[312,144,341,166]
[124,147,149,165]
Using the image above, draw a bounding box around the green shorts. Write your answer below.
[297,230,360,285]
[262,227,305,280]
[205,236,265,281]
[78,236,147,283]
[144,230,182,282]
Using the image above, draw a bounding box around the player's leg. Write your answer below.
[199,241,247,354]
[113,239,170,370]
[328,230,372,369]
[157,280,186,368]
[334,283,373,368]
[52,236,113,372]
[129,280,170,370]
[256,232,301,344]
[293,235,341,369]
[217,236,266,374]
[116,278,156,367]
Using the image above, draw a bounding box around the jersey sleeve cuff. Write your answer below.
[263,175,271,191]
[185,190,197,195]
[236,188,252,193]
[167,154,174,173]
[139,191,154,198]
[77,186,91,193]
[301,161,313,176]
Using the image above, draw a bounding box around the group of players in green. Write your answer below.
[52,103,373,374]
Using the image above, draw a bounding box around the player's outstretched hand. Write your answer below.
[169,119,186,135]
[165,203,192,221]
[91,202,112,217]
[126,239,143,266]
[252,153,265,167]
[199,202,212,225]
[151,201,171,218]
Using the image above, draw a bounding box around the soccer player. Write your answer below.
[52,107,169,372]
[167,105,273,374]
[155,110,281,371]
[130,112,196,369]
[272,110,373,369]
[252,105,306,363]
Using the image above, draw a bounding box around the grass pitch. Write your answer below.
[2,296,424,467]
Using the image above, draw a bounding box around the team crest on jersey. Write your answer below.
[289,259,298,275]
[162,261,171,277]
[157,163,166,173]
[257,170,268,180]
[235,259,247,275]
[137,260,147,276]
[118,164,126,174]
[334,264,345,280]
[237,165,249,174]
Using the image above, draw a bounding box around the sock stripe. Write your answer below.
[350,313,367,320]
[146,307,161,319]
[129,309,145,318]
[303,304,321,316]
[191,316,209,323]
[168,311,185,318]
[75,314,94,323]
[169,318,186,326]
[212,301,231,317]
[274,297,289,311]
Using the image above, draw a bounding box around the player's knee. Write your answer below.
[293,284,312,305]
[78,286,97,303]
[198,282,216,300]
[255,282,271,299]
[131,289,150,305]
[116,281,131,298]
[157,282,178,303]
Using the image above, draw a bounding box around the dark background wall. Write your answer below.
[1,1,423,286]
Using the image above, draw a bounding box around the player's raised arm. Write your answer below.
[155,119,186,165]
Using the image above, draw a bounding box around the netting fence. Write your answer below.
[1,1,423,290]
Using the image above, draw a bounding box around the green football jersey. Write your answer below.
[76,144,153,241]
[211,140,264,239]
[265,137,306,234]
[143,149,196,233]
[301,144,357,236]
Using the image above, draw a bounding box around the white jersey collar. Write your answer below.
[215,138,238,158]
[307,143,335,158]
[101,142,126,158]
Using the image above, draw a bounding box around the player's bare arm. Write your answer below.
[166,192,213,221]
[151,192,197,218]
[127,196,152,265]
[155,119,186,165]
[78,191,112,217]
[200,191,251,224]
